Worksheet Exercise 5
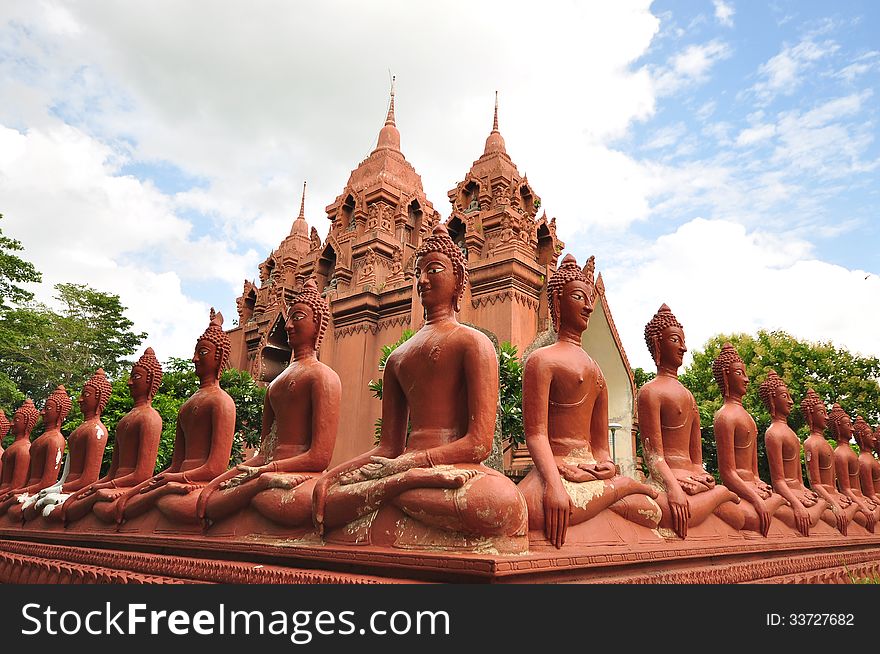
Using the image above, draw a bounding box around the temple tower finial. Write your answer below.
[493,90,499,132]
[298,180,307,219]
[385,75,396,127]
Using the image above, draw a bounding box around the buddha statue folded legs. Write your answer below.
[312,225,528,552]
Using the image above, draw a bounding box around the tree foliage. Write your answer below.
[679,330,880,482]
[0,284,146,403]
[0,213,42,309]
[498,341,524,450]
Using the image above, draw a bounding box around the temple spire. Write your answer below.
[298,180,306,220]
[375,76,401,151]
[385,75,396,126]
[483,90,507,155]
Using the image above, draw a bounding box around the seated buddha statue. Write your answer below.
[312,224,528,552]
[114,310,235,526]
[801,389,864,534]
[853,417,880,508]
[829,404,878,530]
[637,305,744,539]
[197,279,340,530]
[712,347,787,536]
[518,254,659,548]
[60,349,163,524]
[0,387,70,517]
[0,400,41,496]
[24,369,112,520]
[758,370,829,536]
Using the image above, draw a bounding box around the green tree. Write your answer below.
[0,213,42,309]
[498,342,524,451]
[0,284,146,402]
[368,329,415,443]
[679,330,880,482]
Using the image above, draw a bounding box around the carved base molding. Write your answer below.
[1,529,879,584]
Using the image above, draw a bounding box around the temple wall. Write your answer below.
[582,296,636,477]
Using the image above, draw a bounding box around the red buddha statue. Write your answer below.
[829,404,878,530]
[871,426,880,502]
[24,369,112,520]
[0,400,41,496]
[637,305,743,539]
[802,389,863,534]
[115,310,235,526]
[853,417,880,508]
[519,254,659,548]
[712,348,786,536]
[758,370,829,536]
[198,279,340,530]
[0,387,71,517]
[61,349,163,524]
[312,224,528,552]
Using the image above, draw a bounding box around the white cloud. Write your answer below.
[735,123,777,147]
[713,1,735,28]
[652,40,732,96]
[602,218,880,370]
[0,122,257,361]
[751,38,840,103]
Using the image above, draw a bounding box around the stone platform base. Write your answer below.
[1,524,880,583]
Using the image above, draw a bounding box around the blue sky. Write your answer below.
[0,1,877,371]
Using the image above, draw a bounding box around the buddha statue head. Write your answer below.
[828,403,853,441]
[414,223,468,313]
[547,253,595,335]
[759,370,793,419]
[80,369,112,418]
[644,304,686,370]
[283,278,330,353]
[712,343,749,400]
[853,416,873,451]
[129,347,163,402]
[42,386,72,430]
[193,308,231,382]
[12,399,40,438]
[800,388,827,432]
[0,410,10,440]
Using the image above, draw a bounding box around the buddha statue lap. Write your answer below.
[114,310,235,528]
[24,369,112,521]
[198,280,340,532]
[712,348,787,536]
[0,400,41,497]
[829,404,878,531]
[518,254,660,548]
[0,387,70,519]
[312,224,527,552]
[801,390,864,534]
[757,370,830,536]
[60,350,163,525]
[637,305,744,539]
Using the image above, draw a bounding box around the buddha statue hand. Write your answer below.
[339,453,429,485]
[219,465,263,490]
[139,474,170,493]
[792,502,811,537]
[756,480,774,500]
[677,472,715,495]
[667,484,691,539]
[557,463,599,483]
[800,489,819,508]
[543,480,573,549]
[260,473,310,490]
